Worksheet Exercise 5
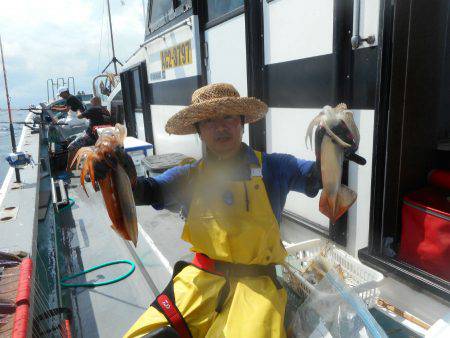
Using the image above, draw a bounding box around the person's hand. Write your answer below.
[317,121,367,166]
[93,146,137,186]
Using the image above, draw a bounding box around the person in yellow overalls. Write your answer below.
[96,83,322,337]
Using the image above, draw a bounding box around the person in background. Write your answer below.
[66,96,111,172]
[51,87,85,118]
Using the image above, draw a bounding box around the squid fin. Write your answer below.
[319,185,357,224]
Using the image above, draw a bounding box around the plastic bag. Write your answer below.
[60,110,88,127]
[289,269,387,338]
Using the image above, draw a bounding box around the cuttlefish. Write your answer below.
[306,103,366,224]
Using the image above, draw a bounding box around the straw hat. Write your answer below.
[165,83,268,135]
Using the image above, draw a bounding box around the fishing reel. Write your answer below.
[5,151,35,169]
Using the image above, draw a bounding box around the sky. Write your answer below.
[0,0,147,111]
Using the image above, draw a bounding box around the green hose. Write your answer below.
[58,198,135,288]
[60,259,136,288]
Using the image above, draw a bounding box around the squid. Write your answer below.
[71,124,138,246]
[306,103,365,224]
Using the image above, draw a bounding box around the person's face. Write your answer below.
[60,91,69,99]
[198,115,243,159]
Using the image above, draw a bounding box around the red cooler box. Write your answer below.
[399,187,450,281]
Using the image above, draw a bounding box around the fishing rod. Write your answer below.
[0,121,67,125]
[0,34,20,183]
[0,108,43,112]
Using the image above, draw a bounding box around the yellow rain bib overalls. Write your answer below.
[125,151,288,338]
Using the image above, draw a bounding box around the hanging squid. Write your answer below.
[306,103,366,224]
[71,124,138,246]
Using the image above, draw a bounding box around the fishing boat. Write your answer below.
[1,0,449,337]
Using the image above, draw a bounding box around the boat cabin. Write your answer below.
[113,0,450,333]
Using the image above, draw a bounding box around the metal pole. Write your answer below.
[0,35,21,183]
[141,0,146,26]
[351,0,361,49]
[106,0,118,75]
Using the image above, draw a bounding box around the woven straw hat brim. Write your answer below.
[165,96,268,135]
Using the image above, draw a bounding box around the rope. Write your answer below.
[60,260,135,288]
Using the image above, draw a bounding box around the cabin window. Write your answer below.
[132,68,143,110]
[148,0,192,34]
[174,0,188,8]
[150,0,172,27]
[206,0,244,22]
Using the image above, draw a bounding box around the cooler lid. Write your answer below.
[404,187,450,218]
[124,136,153,151]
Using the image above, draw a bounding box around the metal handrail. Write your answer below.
[68,77,75,95]
[46,79,55,102]
[351,0,376,49]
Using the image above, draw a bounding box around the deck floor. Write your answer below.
[59,177,164,338]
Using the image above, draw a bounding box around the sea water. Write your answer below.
[0,110,28,186]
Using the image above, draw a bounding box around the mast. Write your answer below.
[103,0,123,75]
[0,35,21,183]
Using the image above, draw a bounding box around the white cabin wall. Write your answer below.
[359,0,380,47]
[143,17,203,158]
[263,0,381,255]
[347,109,375,256]
[150,104,202,158]
[266,107,330,228]
[135,112,146,141]
[205,15,247,95]
[263,0,334,64]
[205,14,250,144]
[263,0,335,230]
[345,0,380,255]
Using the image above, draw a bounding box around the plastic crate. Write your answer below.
[282,239,384,308]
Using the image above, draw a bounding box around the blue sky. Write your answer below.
[0,0,147,111]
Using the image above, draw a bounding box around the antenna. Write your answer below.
[102,0,123,75]
[0,35,21,183]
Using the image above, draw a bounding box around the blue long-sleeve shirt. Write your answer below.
[134,144,320,223]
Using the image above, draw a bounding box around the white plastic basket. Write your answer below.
[282,239,384,308]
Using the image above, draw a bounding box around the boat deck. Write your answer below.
[2,122,448,337]
[58,178,157,338]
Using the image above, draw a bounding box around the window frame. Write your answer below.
[146,0,193,37]
[131,68,143,111]
[203,0,244,30]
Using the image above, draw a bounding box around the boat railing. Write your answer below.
[46,77,76,102]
